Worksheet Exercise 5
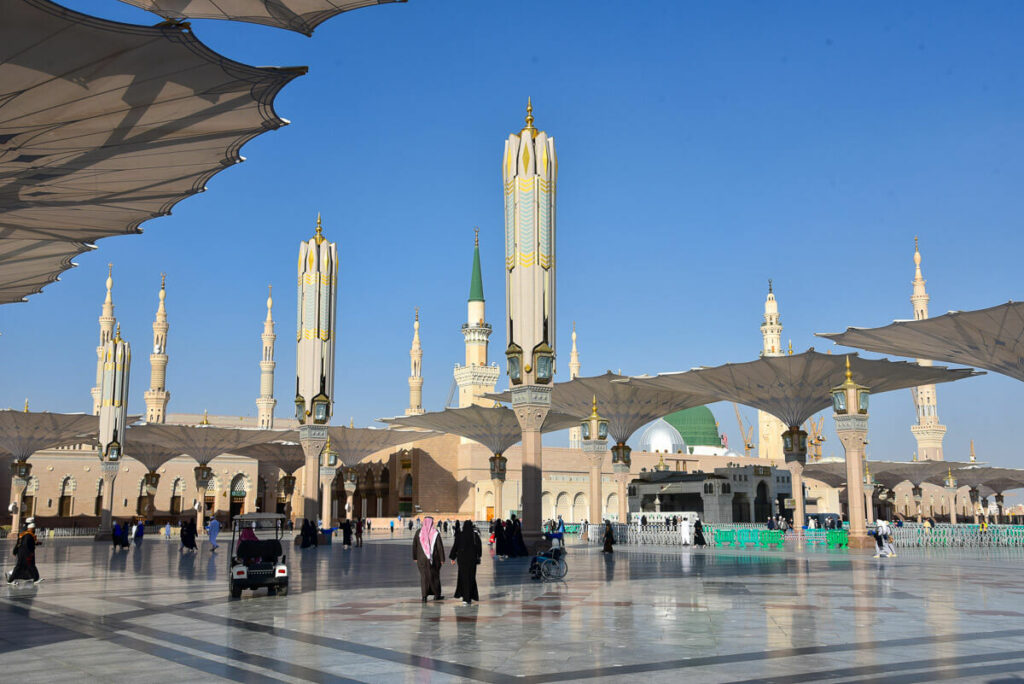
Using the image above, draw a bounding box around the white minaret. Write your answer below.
[504,98,557,381]
[296,214,339,423]
[97,323,130,538]
[568,322,582,449]
[92,264,116,415]
[144,274,170,423]
[910,238,946,461]
[256,285,277,428]
[406,308,425,416]
[454,229,500,408]
[758,280,785,460]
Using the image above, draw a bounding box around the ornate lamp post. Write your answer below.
[295,215,338,524]
[943,468,958,524]
[193,465,214,528]
[580,396,609,524]
[831,357,871,547]
[96,325,130,540]
[863,464,877,523]
[781,425,808,529]
[320,437,338,525]
[504,99,557,549]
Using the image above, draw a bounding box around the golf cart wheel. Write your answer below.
[230,584,243,599]
[277,584,289,596]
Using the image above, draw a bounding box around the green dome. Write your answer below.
[663,406,721,447]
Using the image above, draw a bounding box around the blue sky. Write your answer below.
[2,1,1022,475]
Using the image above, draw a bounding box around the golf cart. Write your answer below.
[229,512,289,598]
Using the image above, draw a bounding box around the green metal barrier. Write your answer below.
[759,530,784,548]
[714,529,736,547]
[826,529,848,548]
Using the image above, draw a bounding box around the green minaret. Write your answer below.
[469,227,484,302]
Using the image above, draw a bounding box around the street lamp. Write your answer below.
[533,342,555,384]
[311,391,330,424]
[831,356,871,547]
[10,460,31,479]
[581,396,610,523]
[505,342,524,385]
[105,437,122,461]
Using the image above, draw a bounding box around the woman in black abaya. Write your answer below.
[602,520,615,553]
[412,516,445,602]
[450,520,482,605]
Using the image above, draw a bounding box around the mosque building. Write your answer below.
[5,109,979,530]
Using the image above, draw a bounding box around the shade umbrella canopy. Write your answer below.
[628,350,980,429]
[489,372,718,445]
[804,460,975,489]
[230,441,306,474]
[119,0,405,36]
[324,426,429,466]
[0,0,305,304]
[380,405,582,456]
[801,462,847,488]
[126,424,291,465]
[0,410,99,460]
[124,442,193,473]
[925,466,1024,494]
[818,302,1024,383]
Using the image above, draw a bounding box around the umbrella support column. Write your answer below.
[298,425,328,525]
[7,469,29,539]
[94,462,119,541]
[512,386,551,552]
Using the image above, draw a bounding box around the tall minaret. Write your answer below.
[296,213,339,422]
[92,264,117,415]
[568,322,582,449]
[910,238,946,461]
[256,285,277,428]
[757,280,785,460]
[143,274,171,423]
[406,308,425,415]
[454,228,500,408]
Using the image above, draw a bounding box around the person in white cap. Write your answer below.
[873,519,896,559]
[6,518,42,584]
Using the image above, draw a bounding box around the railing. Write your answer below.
[885,523,1024,548]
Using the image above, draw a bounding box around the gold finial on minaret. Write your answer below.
[474,226,479,247]
[845,355,853,382]
[787,340,793,355]
[415,306,419,322]
[114,323,122,342]
[768,278,773,294]
[200,409,210,425]
[266,284,273,318]
[590,394,599,418]
[23,398,29,413]
[161,272,166,289]
[524,96,535,130]
[314,213,325,244]
[349,417,354,428]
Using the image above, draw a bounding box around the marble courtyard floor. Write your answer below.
[1,534,1023,683]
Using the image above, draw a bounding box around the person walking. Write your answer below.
[112,521,123,550]
[207,516,220,551]
[450,520,482,605]
[6,518,42,585]
[133,519,145,547]
[180,519,197,552]
[164,522,172,540]
[413,516,444,602]
[693,517,707,547]
[355,519,364,547]
[342,519,353,549]
[390,519,395,534]
[602,519,615,554]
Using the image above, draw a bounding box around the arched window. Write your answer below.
[57,476,75,517]
[402,474,413,497]
[95,478,104,516]
[170,478,184,514]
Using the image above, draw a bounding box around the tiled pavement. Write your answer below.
[1,534,1023,682]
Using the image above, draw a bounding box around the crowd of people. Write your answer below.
[486,515,529,559]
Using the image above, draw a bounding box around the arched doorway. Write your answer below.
[555,492,570,520]
[399,473,413,516]
[606,492,618,521]
[732,492,751,523]
[229,474,248,521]
[23,476,38,518]
[482,490,494,521]
[170,478,184,516]
[572,493,587,522]
[94,478,104,516]
[58,476,75,517]
[754,481,771,523]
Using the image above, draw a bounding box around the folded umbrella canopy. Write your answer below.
[118,0,406,36]
[0,0,305,304]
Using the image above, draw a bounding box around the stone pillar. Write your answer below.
[587,456,604,523]
[319,466,336,526]
[298,424,328,523]
[947,490,958,524]
[613,470,631,524]
[343,475,357,521]
[511,386,551,550]
[864,488,874,524]
[835,417,870,547]
[93,462,118,540]
[789,461,806,530]
[7,465,29,539]
[193,465,214,531]
[490,453,507,522]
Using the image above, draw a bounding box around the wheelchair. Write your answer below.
[529,546,568,581]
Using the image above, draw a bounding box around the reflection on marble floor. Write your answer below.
[2,535,1024,683]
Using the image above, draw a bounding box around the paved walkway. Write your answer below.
[1,535,1023,682]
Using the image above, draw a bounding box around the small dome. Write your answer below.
[663,406,721,447]
[638,419,687,454]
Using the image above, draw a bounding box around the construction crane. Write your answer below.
[732,403,755,457]
[804,415,826,462]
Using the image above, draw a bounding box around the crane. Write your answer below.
[732,403,755,457]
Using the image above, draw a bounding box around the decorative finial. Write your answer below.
[914,236,919,252]
[23,398,28,413]
[201,409,210,425]
[474,226,479,247]
[415,306,419,322]
[524,97,535,129]
[787,340,793,355]
[845,355,852,382]
[314,213,324,244]
[114,323,122,341]
[160,272,166,289]
[349,417,354,428]
[108,263,113,278]
[969,439,976,463]
[590,394,598,417]
[768,278,773,294]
